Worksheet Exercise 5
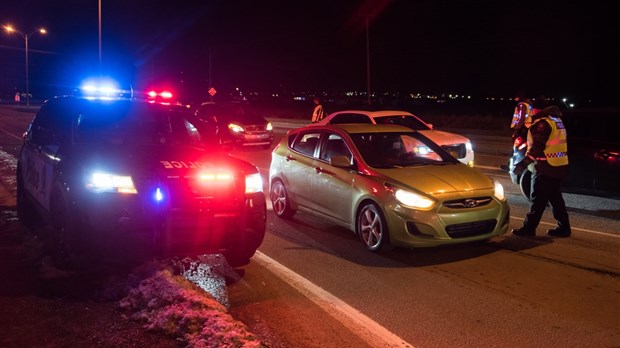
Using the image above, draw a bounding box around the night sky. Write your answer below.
[1,0,617,104]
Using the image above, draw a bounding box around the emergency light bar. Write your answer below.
[78,77,133,100]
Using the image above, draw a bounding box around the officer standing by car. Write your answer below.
[511,105,571,237]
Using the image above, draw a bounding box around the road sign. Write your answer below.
[208,87,217,97]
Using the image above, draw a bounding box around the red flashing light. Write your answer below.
[146,90,174,100]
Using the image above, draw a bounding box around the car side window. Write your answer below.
[330,113,372,124]
[320,133,352,163]
[292,131,321,157]
[29,99,71,146]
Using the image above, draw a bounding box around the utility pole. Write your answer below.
[366,15,371,106]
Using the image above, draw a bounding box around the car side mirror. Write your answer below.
[330,155,352,168]
[427,123,433,130]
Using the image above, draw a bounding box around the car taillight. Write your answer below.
[245,173,263,194]
[147,90,174,104]
[198,171,234,182]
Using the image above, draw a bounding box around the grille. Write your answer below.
[443,197,492,209]
[441,143,466,158]
[245,125,266,133]
[445,219,497,238]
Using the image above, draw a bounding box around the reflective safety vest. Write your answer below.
[527,116,568,167]
[510,101,533,129]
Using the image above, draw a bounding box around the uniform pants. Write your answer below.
[523,172,571,232]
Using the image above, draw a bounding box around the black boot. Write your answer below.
[547,227,571,238]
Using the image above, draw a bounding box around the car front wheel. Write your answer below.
[357,202,390,252]
[50,193,90,270]
[16,171,42,230]
[270,179,296,218]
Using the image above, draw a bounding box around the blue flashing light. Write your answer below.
[154,187,164,203]
[78,77,133,100]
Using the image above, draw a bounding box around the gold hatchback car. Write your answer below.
[269,124,509,251]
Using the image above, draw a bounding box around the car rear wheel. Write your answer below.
[519,170,532,201]
[270,179,296,218]
[357,202,390,252]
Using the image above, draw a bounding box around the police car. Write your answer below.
[16,83,266,269]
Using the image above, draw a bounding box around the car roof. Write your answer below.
[319,123,414,134]
[329,110,416,117]
[50,95,189,110]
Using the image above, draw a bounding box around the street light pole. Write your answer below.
[3,25,47,107]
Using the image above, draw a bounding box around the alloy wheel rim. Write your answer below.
[360,206,382,248]
[271,183,286,215]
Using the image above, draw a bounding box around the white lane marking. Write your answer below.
[1,128,23,141]
[253,251,414,348]
[510,216,619,238]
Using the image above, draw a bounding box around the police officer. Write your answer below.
[311,97,325,123]
[512,105,571,237]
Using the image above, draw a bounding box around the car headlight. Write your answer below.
[245,173,263,194]
[394,188,434,209]
[85,172,137,194]
[228,123,245,133]
[266,122,273,131]
[414,146,433,155]
[493,180,505,201]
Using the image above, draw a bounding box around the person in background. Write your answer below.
[500,91,534,172]
[311,97,325,123]
[511,104,571,238]
[510,90,534,140]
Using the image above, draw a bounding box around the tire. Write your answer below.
[50,193,90,270]
[16,171,42,230]
[270,179,296,218]
[519,169,532,201]
[224,247,255,268]
[224,219,265,268]
[356,202,390,252]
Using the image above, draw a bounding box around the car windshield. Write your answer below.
[350,132,458,168]
[199,103,264,123]
[74,101,205,146]
[374,115,430,130]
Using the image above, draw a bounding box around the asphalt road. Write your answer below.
[1,106,619,347]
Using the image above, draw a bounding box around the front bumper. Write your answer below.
[383,197,510,248]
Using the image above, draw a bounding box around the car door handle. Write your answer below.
[314,167,332,174]
[285,155,296,161]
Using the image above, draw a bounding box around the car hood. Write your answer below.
[223,113,268,126]
[418,129,469,145]
[75,145,257,177]
[374,164,493,196]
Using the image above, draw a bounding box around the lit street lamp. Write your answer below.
[3,25,47,107]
